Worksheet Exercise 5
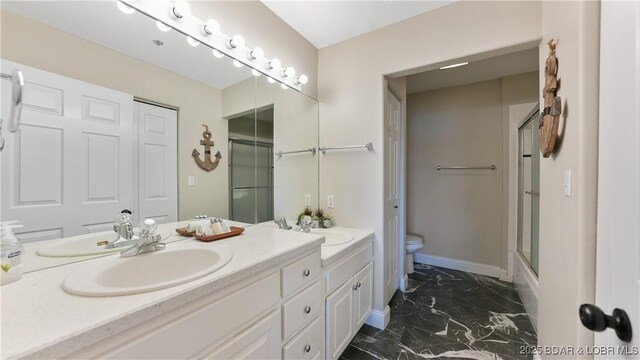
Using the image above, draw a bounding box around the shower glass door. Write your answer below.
[228,138,274,223]
[517,112,540,275]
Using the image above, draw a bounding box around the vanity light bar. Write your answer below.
[119,0,305,91]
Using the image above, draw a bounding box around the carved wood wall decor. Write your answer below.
[539,39,562,158]
[192,124,222,171]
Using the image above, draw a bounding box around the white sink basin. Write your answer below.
[63,245,233,297]
[309,229,353,246]
[258,222,353,246]
[36,230,171,257]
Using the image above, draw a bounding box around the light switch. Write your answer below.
[563,170,572,197]
[327,195,335,208]
[304,194,311,207]
[188,176,195,187]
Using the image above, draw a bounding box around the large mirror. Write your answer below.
[0,1,318,272]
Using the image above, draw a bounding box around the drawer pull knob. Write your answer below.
[304,345,311,353]
[305,306,312,314]
[303,269,311,277]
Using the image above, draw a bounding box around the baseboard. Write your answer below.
[499,269,513,282]
[414,253,501,279]
[365,306,390,330]
[399,274,409,292]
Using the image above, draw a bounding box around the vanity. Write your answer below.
[1,224,373,360]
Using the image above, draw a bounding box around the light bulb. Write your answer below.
[281,83,288,90]
[233,60,243,68]
[248,47,264,60]
[267,77,275,84]
[156,21,171,32]
[296,74,308,85]
[251,69,261,77]
[227,35,245,49]
[266,58,281,70]
[116,1,135,15]
[171,0,191,19]
[186,37,199,47]
[201,19,220,36]
[282,67,295,78]
[212,49,224,58]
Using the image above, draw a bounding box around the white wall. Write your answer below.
[407,79,504,269]
[537,1,600,354]
[318,1,542,321]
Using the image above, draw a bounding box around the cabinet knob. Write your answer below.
[357,282,362,289]
[304,306,312,314]
[353,284,358,291]
[304,345,311,353]
[303,269,310,277]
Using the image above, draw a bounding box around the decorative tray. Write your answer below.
[194,226,245,242]
[175,227,196,237]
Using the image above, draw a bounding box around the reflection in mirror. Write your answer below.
[0,1,257,272]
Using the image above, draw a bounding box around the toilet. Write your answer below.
[405,234,424,274]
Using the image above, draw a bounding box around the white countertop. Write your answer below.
[1,224,323,359]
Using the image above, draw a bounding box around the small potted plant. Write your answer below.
[322,214,332,229]
[297,207,313,226]
[312,208,324,228]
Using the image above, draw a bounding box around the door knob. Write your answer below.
[579,304,633,342]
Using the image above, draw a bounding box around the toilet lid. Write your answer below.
[406,235,423,245]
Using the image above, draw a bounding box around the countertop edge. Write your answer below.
[321,230,375,268]
[15,238,324,360]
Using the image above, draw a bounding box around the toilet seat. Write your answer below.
[406,234,423,245]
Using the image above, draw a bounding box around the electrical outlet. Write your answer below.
[304,194,311,207]
[327,195,335,208]
[188,176,195,187]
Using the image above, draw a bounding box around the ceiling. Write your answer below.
[406,48,539,94]
[1,1,253,90]
[261,1,455,49]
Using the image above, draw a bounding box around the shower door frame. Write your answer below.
[516,109,541,276]
[228,137,274,223]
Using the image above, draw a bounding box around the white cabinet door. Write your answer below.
[200,310,281,360]
[1,59,133,241]
[325,280,354,360]
[135,102,177,224]
[354,262,373,329]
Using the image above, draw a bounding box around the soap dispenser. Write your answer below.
[1,221,25,285]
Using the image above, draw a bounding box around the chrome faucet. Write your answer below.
[274,216,292,230]
[106,209,139,249]
[121,219,165,257]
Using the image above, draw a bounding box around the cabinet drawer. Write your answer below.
[283,316,323,360]
[197,310,281,359]
[281,251,321,297]
[325,241,373,294]
[100,272,280,359]
[282,280,322,340]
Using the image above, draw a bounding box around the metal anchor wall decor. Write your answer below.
[192,124,222,172]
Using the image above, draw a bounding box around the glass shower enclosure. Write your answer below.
[228,138,274,224]
[517,110,540,275]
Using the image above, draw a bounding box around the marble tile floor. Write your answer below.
[340,263,537,360]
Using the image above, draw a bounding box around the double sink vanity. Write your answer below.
[1,222,374,360]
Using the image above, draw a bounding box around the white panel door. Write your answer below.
[384,89,400,304]
[134,102,177,224]
[592,1,639,354]
[1,59,133,241]
[326,280,355,360]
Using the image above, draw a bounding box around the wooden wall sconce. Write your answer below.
[192,124,222,171]
[539,39,562,158]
